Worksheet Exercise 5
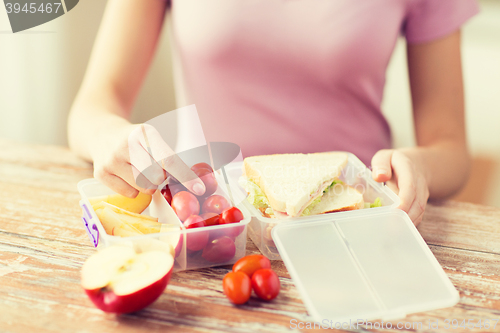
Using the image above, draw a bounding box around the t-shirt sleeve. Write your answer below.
[404,0,480,44]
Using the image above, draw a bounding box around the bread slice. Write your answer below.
[243,152,348,216]
[309,183,364,215]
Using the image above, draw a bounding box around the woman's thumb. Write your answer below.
[371,149,394,182]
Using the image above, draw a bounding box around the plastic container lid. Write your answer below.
[271,209,459,323]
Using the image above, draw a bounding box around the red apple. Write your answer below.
[202,236,236,263]
[184,215,209,252]
[81,246,174,314]
[202,195,231,215]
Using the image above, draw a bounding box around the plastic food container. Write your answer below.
[272,210,459,323]
[225,152,400,260]
[226,152,459,322]
[77,176,251,272]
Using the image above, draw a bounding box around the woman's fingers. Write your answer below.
[411,206,426,226]
[116,162,159,195]
[371,149,394,182]
[128,139,166,188]
[162,153,206,196]
[94,168,139,198]
[94,150,158,196]
[372,149,430,225]
[129,124,206,196]
[405,174,430,225]
[391,152,417,214]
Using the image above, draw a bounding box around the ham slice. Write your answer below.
[273,210,289,218]
[295,180,334,216]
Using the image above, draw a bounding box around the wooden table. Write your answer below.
[1,139,499,333]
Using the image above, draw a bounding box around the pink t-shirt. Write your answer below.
[170,0,478,165]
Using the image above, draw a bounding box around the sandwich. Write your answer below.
[238,152,365,218]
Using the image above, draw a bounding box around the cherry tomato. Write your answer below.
[166,177,187,198]
[202,195,231,215]
[208,229,232,242]
[160,185,172,205]
[202,236,236,263]
[171,191,200,222]
[191,162,213,173]
[205,217,231,241]
[193,168,218,197]
[200,212,220,226]
[220,207,245,237]
[220,207,244,224]
[223,271,251,305]
[184,215,209,252]
[166,175,180,187]
[251,269,280,301]
[184,215,205,229]
[233,255,271,278]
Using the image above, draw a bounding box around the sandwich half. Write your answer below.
[307,182,364,215]
[239,152,364,218]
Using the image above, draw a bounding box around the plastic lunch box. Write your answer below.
[77,173,251,272]
[224,152,459,323]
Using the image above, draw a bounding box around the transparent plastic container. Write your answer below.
[77,177,250,272]
[225,152,400,260]
[272,209,459,323]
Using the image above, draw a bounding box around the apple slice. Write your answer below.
[89,192,152,214]
[81,246,174,314]
[93,202,161,234]
[95,207,144,237]
[132,238,175,257]
[160,224,183,258]
[92,201,158,222]
[129,220,162,234]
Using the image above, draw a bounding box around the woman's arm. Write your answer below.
[69,0,167,160]
[68,0,206,198]
[372,30,471,225]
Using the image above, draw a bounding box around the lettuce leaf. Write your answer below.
[323,179,344,193]
[371,197,383,208]
[364,197,383,208]
[238,178,274,215]
[301,196,322,216]
[303,179,345,216]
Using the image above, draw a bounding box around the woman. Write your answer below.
[68,0,478,225]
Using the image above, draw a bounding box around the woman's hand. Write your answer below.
[368,31,472,225]
[91,122,206,198]
[371,149,430,226]
[67,0,194,198]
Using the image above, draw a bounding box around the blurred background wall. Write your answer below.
[0,0,499,207]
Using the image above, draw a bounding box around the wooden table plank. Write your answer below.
[418,201,500,254]
[1,139,500,333]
